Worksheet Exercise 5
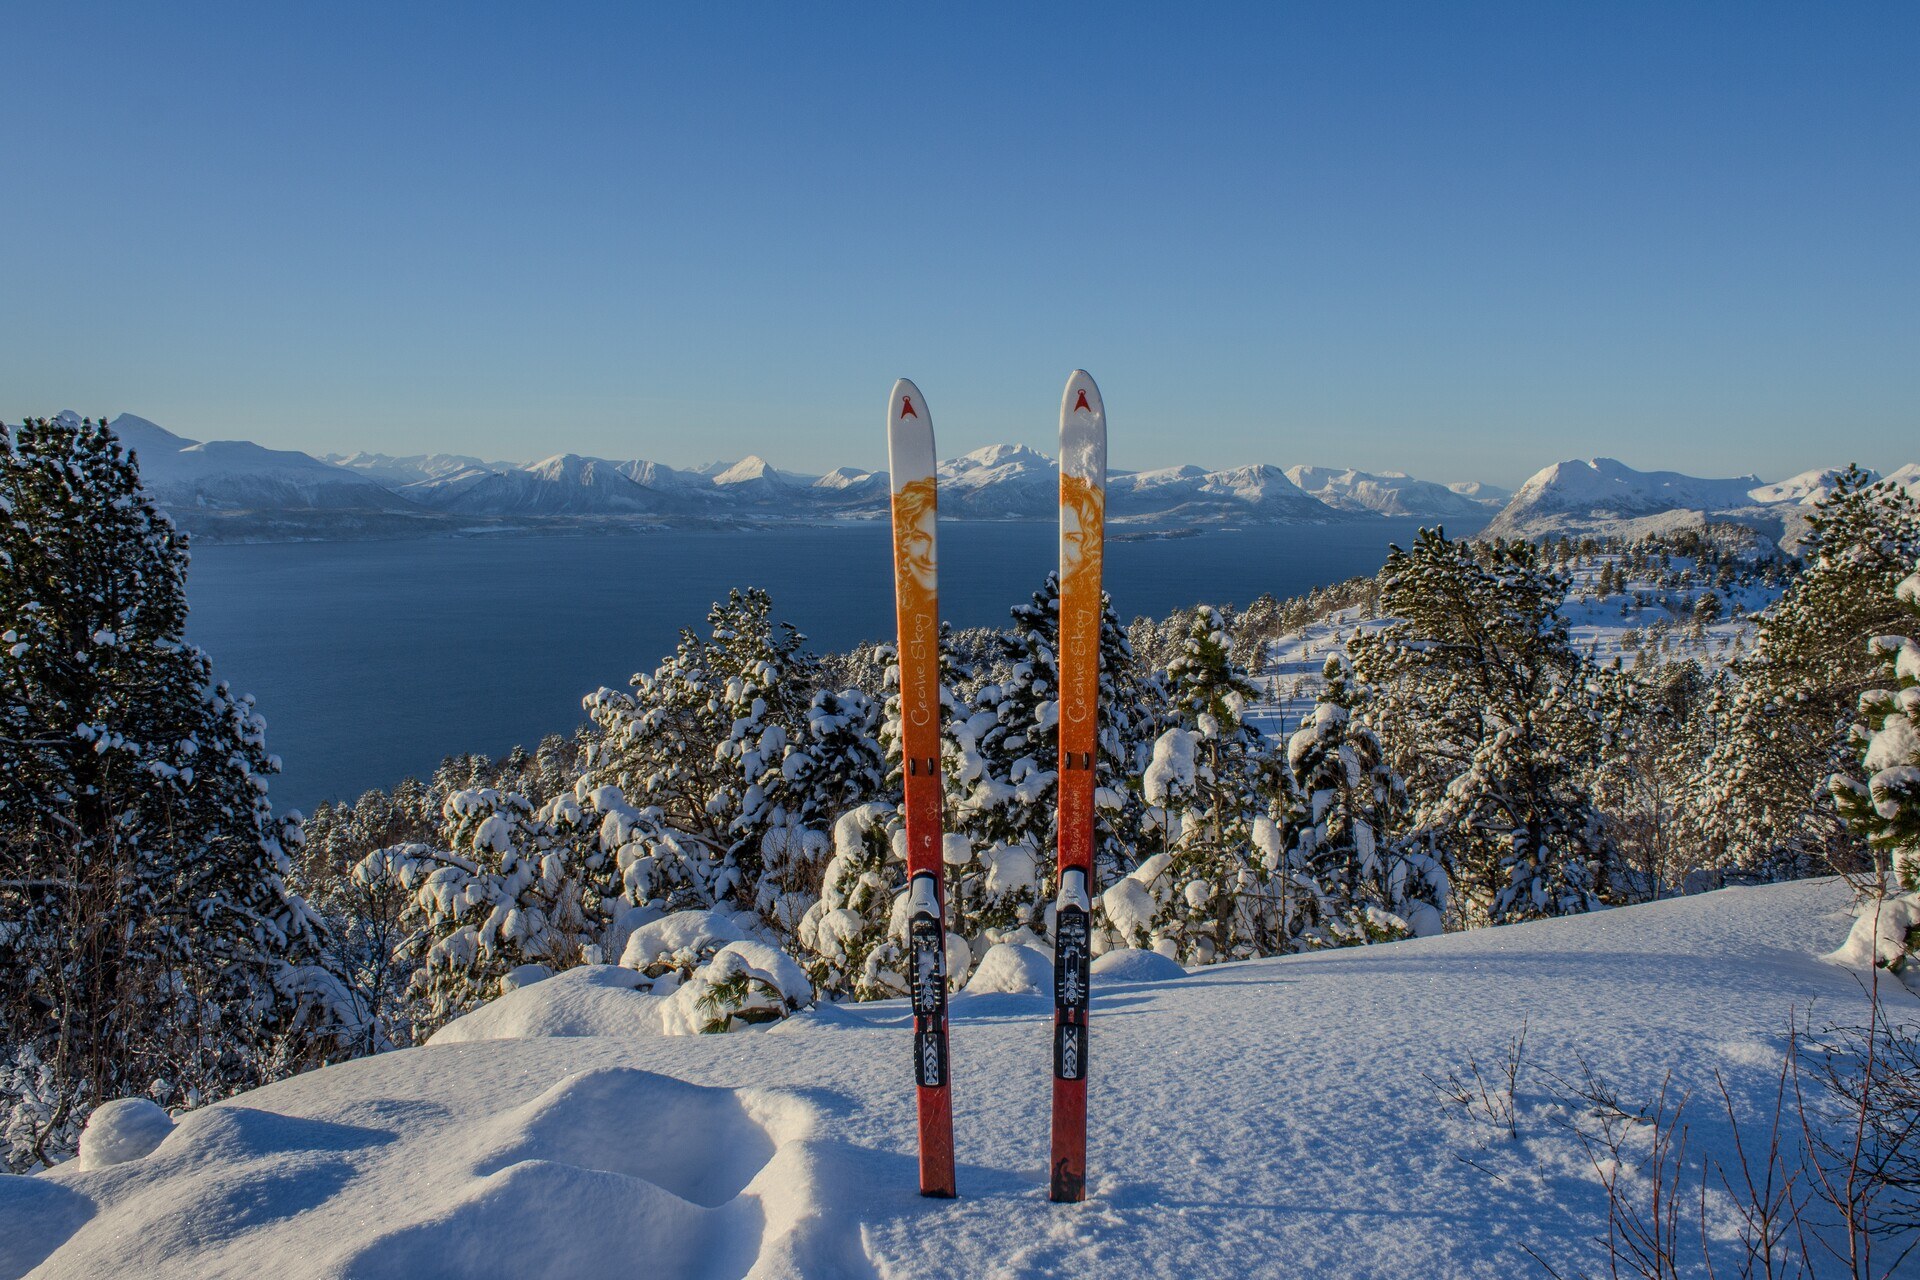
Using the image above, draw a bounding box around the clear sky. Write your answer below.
[3,2,1914,486]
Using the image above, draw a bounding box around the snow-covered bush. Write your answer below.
[354,788,593,1034]
[657,941,812,1034]
[798,803,912,1000]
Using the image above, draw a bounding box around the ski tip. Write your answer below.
[889,378,929,431]
[887,378,936,493]
[1059,371,1106,486]
[1061,370,1103,423]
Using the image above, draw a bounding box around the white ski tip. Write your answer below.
[1060,370,1106,488]
[887,378,936,495]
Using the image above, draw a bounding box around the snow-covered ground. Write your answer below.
[0,880,1889,1279]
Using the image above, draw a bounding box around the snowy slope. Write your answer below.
[0,881,1884,1279]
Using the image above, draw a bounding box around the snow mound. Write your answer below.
[76,1098,174,1169]
[1090,947,1187,983]
[0,1177,92,1278]
[429,964,661,1044]
[962,942,1054,995]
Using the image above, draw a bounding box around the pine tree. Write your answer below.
[1,415,340,1168]
[584,588,831,913]
[1137,606,1285,961]
[1351,529,1605,926]
[1696,469,1920,879]
[951,575,1162,947]
[1829,559,1920,893]
[1285,656,1446,943]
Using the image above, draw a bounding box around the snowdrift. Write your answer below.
[0,880,1890,1279]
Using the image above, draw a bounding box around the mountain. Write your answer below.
[6,411,1527,539]
[1447,479,1513,507]
[709,455,813,501]
[1109,463,1340,524]
[324,451,511,488]
[0,879,1876,1278]
[402,454,676,517]
[79,412,417,515]
[1485,457,1920,548]
[1283,466,1492,519]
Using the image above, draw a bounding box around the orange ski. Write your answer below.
[1051,370,1106,1203]
[887,378,957,1198]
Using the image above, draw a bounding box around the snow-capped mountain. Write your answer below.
[402,454,682,517]
[1485,457,1920,547]
[73,412,416,514]
[1284,466,1494,520]
[1446,479,1513,507]
[51,411,1831,542]
[322,451,511,488]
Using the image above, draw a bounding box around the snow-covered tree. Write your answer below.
[1697,469,1920,880]
[949,576,1161,947]
[0,415,343,1167]
[354,787,592,1034]
[1285,656,1446,944]
[1135,606,1285,962]
[1351,530,1605,926]
[796,802,913,1000]
[1830,559,1920,895]
[583,588,883,931]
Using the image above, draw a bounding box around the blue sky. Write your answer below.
[3,2,1914,486]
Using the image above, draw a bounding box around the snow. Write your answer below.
[76,1099,174,1170]
[428,965,662,1044]
[1088,947,1188,983]
[0,880,1889,1278]
[961,942,1053,995]
[618,908,750,971]
[1828,894,1920,976]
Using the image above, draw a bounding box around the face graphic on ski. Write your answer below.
[886,372,1106,1204]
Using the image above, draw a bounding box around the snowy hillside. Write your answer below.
[1486,457,1920,547]
[0,880,1884,1279]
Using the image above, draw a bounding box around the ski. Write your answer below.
[887,378,958,1199]
[1051,369,1106,1203]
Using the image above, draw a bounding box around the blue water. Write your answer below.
[184,518,1475,811]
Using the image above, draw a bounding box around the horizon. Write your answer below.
[23,406,1918,495]
[4,4,1915,488]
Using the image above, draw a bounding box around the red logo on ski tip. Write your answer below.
[901,397,918,419]
[1074,390,1091,413]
